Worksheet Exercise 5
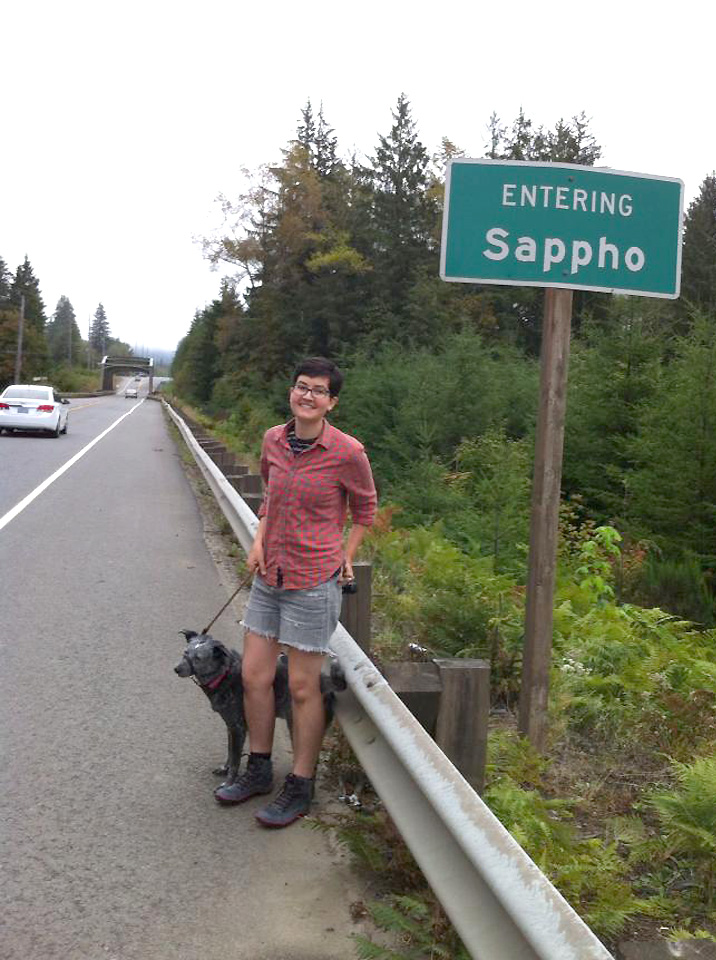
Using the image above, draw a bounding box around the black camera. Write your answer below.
[341,579,357,595]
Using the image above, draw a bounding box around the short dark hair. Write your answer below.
[292,357,343,397]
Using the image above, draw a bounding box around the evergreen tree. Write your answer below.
[0,258,17,386]
[680,174,716,318]
[455,426,532,574]
[171,300,221,403]
[295,100,316,155]
[370,93,439,319]
[9,257,50,379]
[0,256,11,300]
[563,303,662,521]
[486,109,601,165]
[47,295,83,364]
[220,132,371,370]
[314,103,339,180]
[296,100,339,179]
[12,256,47,328]
[628,318,716,566]
[89,303,111,354]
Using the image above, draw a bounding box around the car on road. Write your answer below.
[0,384,70,437]
[124,386,138,399]
[134,376,142,381]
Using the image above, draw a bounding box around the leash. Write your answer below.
[202,569,255,635]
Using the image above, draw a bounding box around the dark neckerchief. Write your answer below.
[288,424,317,456]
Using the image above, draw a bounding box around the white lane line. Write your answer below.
[0,399,145,533]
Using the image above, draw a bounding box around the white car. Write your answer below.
[0,384,70,437]
[124,386,138,399]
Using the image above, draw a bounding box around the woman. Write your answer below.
[215,356,377,828]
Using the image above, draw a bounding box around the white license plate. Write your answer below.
[16,407,28,414]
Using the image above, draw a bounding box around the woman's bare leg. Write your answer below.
[242,630,279,753]
[286,647,327,778]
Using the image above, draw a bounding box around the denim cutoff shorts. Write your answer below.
[242,572,342,654]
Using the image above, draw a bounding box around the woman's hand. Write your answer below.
[339,557,354,585]
[246,537,266,576]
[341,523,369,585]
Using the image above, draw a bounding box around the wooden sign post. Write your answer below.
[518,288,572,749]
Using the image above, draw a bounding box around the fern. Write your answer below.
[650,756,716,864]
[353,895,470,960]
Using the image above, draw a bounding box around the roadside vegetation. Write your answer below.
[111,96,716,954]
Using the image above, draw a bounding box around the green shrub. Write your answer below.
[635,553,714,626]
[369,523,521,673]
[484,730,651,938]
[552,590,716,755]
[649,756,716,893]
[50,365,101,392]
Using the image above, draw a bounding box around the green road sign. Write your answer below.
[441,160,684,298]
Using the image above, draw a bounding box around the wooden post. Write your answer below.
[434,659,490,793]
[383,661,442,733]
[243,493,263,516]
[519,288,573,750]
[338,560,372,652]
[239,474,263,495]
[226,464,249,478]
[208,448,229,470]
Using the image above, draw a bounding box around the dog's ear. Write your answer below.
[212,640,232,659]
[179,629,198,642]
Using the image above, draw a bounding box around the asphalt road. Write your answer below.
[0,392,362,960]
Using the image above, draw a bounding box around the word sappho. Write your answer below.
[484,228,646,275]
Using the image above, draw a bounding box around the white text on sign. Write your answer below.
[501,184,634,217]
[484,229,646,276]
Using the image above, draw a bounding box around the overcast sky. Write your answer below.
[2,0,713,353]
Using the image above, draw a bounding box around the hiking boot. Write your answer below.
[255,773,313,828]
[214,755,273,805]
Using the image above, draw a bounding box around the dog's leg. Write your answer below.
[212,727,232,778]
[225,723,246,785]
[211,723,233,783]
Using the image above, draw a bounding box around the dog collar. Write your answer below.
[202,670,229,691]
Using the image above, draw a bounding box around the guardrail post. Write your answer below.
[434,659,490,793]
[217,451,235,472]
[383,657,489,791]
[198,440,224,453]
[207,447,228,469]
[239,474,263,495]
[242,493,263,516]
[225,463,249,486]
[383,661,441,732]
[338,560,372,653]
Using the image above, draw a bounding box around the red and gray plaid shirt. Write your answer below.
[257,419,377,589]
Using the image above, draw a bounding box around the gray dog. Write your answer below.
[175,630,344,787]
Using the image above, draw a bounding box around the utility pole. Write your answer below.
[14,293,25,383]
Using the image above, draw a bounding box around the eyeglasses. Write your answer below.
[292,381,331,399]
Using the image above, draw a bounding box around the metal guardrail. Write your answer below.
[164,400,615,960]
